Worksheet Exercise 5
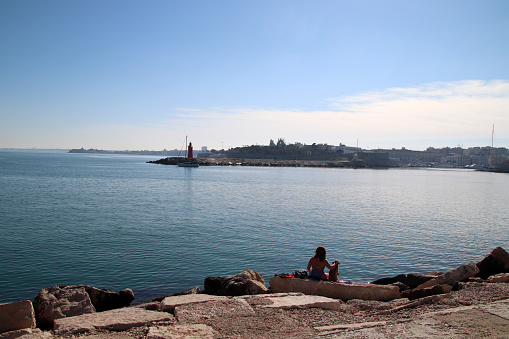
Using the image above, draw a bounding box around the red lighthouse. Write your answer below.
[187,142,194,159]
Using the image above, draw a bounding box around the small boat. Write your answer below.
[178,137,199,167]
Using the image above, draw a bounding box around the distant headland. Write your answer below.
[70,138,509,171]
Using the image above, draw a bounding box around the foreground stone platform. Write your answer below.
[269,276,401,301]
[318,298,509,338]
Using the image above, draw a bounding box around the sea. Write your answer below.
[1,149,508,304]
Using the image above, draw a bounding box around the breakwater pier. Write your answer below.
[148,157,366,168]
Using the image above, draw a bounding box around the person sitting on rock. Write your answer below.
[307,246,340,281]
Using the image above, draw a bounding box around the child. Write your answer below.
[307,246,340,281]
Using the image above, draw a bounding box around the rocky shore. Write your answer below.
[147,157,366,168]
[1,247,509,338]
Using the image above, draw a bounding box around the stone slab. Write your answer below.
[174,298,255,323]
[160,294,228,313]
[260,294,344,311]
[147,324,216,339]
[479,299,509,320]
[53,307,175,336]
[269,276,400,301]
[0,300,36,334]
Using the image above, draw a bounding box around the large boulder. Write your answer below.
[78,286,134,312]
[371,273,439,290]
[220,270,268,296]
[204,276,225,295]
[33,286,96,329]
[371,274,406,286]
[416,261,479,290]
[0,300,36,334]
[476,247,509,279]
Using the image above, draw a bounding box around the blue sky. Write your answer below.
[1,0,508,151]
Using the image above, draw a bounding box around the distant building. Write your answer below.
[337,144,361,154]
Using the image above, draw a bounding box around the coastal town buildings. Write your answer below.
[69,142,508,170]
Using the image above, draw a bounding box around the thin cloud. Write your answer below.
[93,80,508,150]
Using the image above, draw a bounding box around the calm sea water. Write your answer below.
[1,149,508,304]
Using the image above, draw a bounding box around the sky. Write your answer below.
[1,0,508,151]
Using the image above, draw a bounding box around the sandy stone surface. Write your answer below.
[146,324,216,339]
[27,282,509,338]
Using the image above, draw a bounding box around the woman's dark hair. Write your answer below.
[315,246,326,261]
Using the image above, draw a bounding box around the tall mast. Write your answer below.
[492,124,494,148]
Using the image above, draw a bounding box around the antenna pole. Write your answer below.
[492,124,494,148]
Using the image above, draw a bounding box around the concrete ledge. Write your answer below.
[269,276,400,301]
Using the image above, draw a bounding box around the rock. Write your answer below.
[160,294,228,313]
[476,247,509,279]
[488,273,509,283]
[405,273,440,288]
[33,286,95,329]
[147,324,217,339]
[0,300,36,334]
[33,285,134,329]
[217,270,269,296]
[371,274,407,285]
[269,276,400,301]
[415,261,480,290]
[401,284,453,300]
[53,307,175,336]
[80,286,134,312]
[204,277,225,295]
[391,281,410,292]
[371,273,437,289]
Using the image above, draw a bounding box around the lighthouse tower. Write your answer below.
[187,142,194,159]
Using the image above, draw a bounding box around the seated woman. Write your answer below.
[307,246,340,281]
